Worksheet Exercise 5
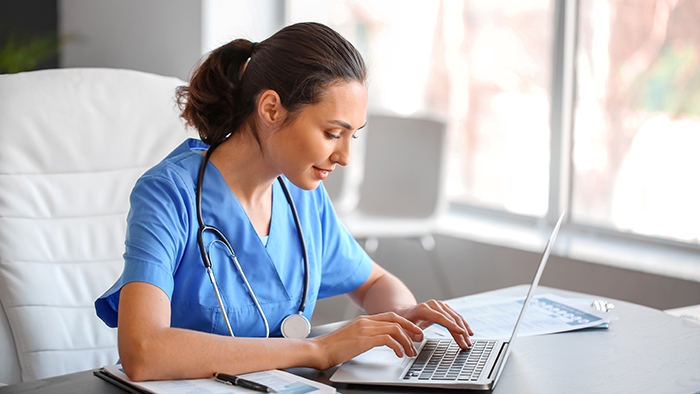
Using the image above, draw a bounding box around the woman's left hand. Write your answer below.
[393,300,474,349]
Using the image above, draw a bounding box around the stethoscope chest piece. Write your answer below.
[281,313,311,339]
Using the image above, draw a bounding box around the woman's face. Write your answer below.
[264,80,368,190]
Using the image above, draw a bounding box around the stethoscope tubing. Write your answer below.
[195,145,309,338]
[277,172,309,314]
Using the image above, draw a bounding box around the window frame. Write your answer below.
[451,0,700,254]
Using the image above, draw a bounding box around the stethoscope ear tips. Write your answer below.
[281,313,311,339]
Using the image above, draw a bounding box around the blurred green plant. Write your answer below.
[0,33,60,74]
[631,42,700,119]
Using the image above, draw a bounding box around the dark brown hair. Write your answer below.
[176,22,367,146]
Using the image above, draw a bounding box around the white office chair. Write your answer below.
[0,68,194,383]
[338,113,449,252]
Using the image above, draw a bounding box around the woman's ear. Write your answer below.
[257,90,286,127]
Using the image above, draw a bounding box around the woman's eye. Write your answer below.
[325,132,341,140]
[352,134,359,140]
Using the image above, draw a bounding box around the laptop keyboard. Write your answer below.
[403,339,497,381]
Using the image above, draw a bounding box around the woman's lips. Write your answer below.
[313,167,332,180]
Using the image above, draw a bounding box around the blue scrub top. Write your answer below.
[95,139,372,337]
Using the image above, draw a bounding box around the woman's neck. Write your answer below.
[208,130,277,236]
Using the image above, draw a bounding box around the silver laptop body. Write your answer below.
[330,212,565,390]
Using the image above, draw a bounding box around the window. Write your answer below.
[572,0,700,244]
[288,0,700,246]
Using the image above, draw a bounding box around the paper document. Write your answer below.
[96,364,335,394]
[426,293,617,339]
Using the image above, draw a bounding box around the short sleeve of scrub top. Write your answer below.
[95,139,373,337]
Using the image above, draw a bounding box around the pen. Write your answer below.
[213,372,278,393]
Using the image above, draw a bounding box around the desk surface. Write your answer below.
[1,286,699,394]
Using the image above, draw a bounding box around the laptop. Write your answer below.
[330,211,566,391]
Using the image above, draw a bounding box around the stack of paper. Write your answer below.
[426,293,617,339]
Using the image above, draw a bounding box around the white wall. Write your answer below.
[202,0,283,54]
[58,0,284,81]
[59,0,203,81]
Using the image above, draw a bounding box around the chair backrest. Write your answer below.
[357,114,448,219]
[0,68,193,383]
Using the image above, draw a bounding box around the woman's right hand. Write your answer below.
[309,312,424,370]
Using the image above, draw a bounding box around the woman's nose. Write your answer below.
[330,140,351,167]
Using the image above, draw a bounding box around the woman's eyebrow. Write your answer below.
[329,119,367,130]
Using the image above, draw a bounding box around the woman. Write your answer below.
[95,22,472,381]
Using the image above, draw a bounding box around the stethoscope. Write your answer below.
[196,146,311,339]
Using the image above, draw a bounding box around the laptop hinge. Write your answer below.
[487,342,509,380]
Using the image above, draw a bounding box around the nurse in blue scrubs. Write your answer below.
[95,22,473,381]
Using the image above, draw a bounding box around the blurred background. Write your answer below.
[2,0,698,323]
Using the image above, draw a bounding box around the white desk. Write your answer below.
[1,286,699,394]
[299,285,700,393]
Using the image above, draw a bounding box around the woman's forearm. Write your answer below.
[120,326,320,381]
[118,282,322,381]
[349,262,417,314]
